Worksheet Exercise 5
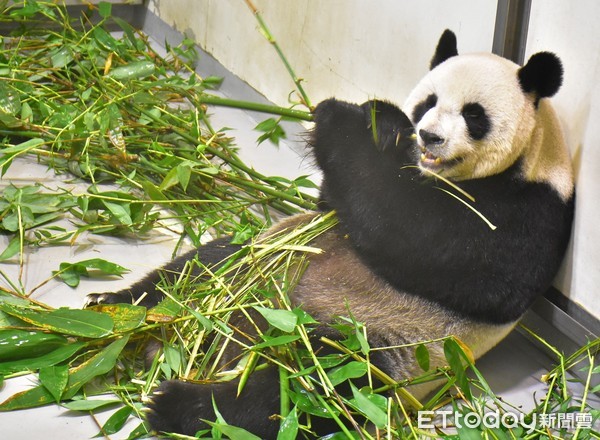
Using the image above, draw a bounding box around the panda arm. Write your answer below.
[86,237,242,308]
[312,98,417,221]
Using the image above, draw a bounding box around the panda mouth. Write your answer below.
[418,147,462,170]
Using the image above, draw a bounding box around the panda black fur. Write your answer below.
[86,30,574,438]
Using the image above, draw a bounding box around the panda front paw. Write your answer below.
[361,100,415,152]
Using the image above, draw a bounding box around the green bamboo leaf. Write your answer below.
[0,342,85,375]
[0,236,21,261]
[49,46,73,68]
[0,138,45,176]
[96,405,132,436]
[86,303,146,333]
[113,17,142,50]
[253,306,297,333]
[93,27,119,52]
[62,398,120,411]
[187,308,213,332]
[125,422,151,439]
[176,161,192,191]
[277,406,298,440]
[0,336,129,410]
[140,180,166,201]
[39,364,69,403]
[20,101,32,122]
[55,258,130,288]
[252,335,301,350]
[327,361,368,387]
[211,423,262,440]
[0,329,68,361]
[291,307,318,325]
[163,344,182,374]
[98,1,112,18]
[349,384,387,429]
[444,338,472,401]
[0,304,114,338]
[62,335,130,399]
[0,82,21,115]
[102,201,132,225]
[159,166,180,191]
[415,343,430,371]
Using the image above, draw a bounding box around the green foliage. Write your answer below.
[53,258,129,287]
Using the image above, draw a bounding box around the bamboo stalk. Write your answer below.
[243,0,313,109]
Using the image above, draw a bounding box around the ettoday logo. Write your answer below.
[417,410,593,433]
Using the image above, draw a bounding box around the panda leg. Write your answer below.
[146,367,281,438]
[85,237,242,308]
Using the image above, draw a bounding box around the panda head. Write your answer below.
[403,30,572,199]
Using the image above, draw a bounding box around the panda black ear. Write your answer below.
[430,29,458,70]
[518,52,563,100]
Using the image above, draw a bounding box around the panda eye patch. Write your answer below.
[412,93,437,123]
[461,102,490,140]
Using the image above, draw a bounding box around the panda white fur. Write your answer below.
[86,30,574,438]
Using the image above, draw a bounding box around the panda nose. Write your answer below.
[419,129,445,146]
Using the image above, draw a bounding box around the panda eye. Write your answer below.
[461,103,490,140]
[462,103,485,120]
[412,93,438,123]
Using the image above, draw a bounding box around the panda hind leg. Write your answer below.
[146,367,281,438]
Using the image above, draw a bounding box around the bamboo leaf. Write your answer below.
[102,201,133,225]
[327,361,368,387]
[62,399,121,411]
[39,364,69,403]
[0,138,45,176]
[211,423,262,440]
[252,335,301,350]
[0,342,85,375]
[0,336,129,410]
[443,338,472,401]
[415,343,430,371]
[0,304,114,338]
[253,306,297,333]
[0,329,69,361]
[62,335,130,400]
[54,258,129,288]
[0,236,21,261]
[96,405,132,436]
[98,1,112,18]
[86,303,146,333]
[277,406,298,440]
[349,384,387,429]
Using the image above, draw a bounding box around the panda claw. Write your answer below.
[84,291,132,307]
[84,293,109,308]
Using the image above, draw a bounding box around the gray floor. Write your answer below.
[0,18,597,440]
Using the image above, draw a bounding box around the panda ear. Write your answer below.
[518,52,563,100]
[430,29,458,70]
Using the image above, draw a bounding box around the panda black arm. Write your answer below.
[312,98,416,215]
[86,237,242,308]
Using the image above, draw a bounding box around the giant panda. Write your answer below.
[86,30,574,438]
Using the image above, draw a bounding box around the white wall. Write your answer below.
[148,0,599,321]
[525,0,600,320]
[147,0,497,106]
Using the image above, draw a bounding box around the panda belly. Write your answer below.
[274,213,516,400]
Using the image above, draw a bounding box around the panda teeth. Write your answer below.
[420,150,443,167]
